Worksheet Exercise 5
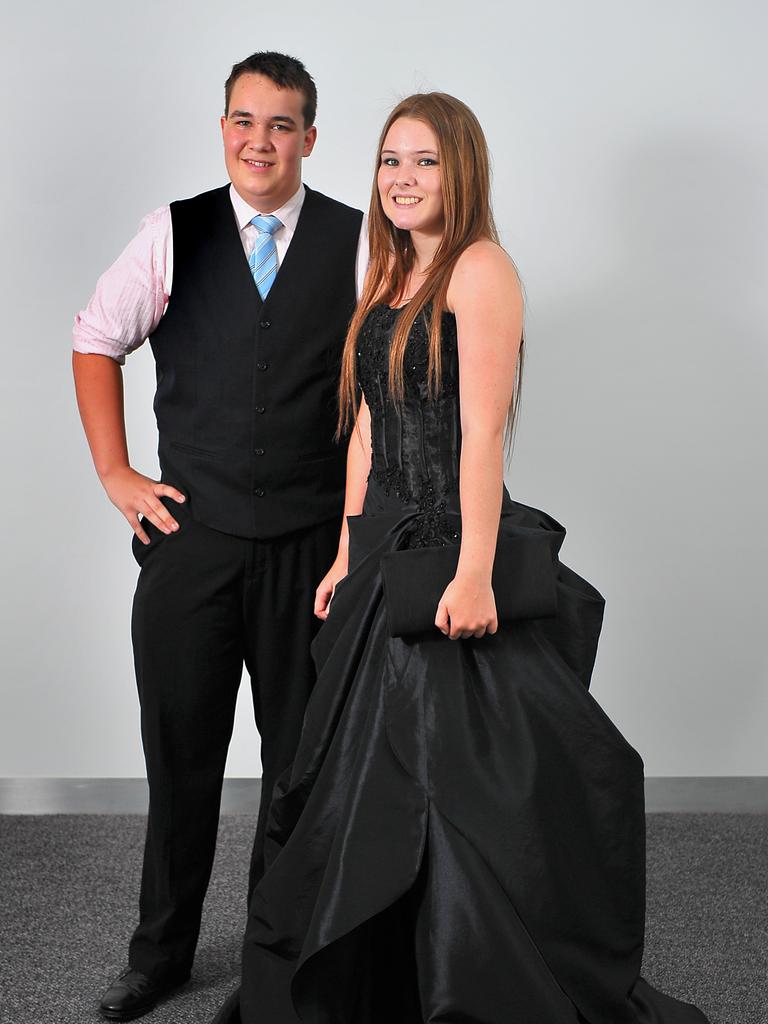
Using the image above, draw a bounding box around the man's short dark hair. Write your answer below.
[224,51,317,127]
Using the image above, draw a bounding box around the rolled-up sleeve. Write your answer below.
[72,206,172,364]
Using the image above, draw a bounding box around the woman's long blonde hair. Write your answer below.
[338,91,524,449]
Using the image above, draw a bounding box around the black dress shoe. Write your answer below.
[99,968,189,1021]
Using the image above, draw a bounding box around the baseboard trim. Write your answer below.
[1,777,766,815]
[0,778,261,815]
[643,776,768,812]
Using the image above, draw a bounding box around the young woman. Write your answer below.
[213,92,710,1024]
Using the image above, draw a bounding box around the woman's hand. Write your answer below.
[314,553,350,620]
[435,571,498,639]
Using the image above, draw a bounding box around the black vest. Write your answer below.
[149,184,363,538]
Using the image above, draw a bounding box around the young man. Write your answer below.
[73,52,366,1021]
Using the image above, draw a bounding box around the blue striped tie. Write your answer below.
[249,215,282,299]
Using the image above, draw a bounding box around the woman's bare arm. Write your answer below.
[314,396,372,618]
[435,242,523,638]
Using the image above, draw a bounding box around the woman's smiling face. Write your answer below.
[377,117,444,236]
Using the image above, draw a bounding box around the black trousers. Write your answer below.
[127,499,340,982]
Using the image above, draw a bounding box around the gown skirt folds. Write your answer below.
[211,304,709,1024]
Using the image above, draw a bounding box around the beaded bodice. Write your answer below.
[357,303,461,547]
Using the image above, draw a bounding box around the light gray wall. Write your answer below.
[1,0,765,778]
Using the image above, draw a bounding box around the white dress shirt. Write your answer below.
[73,183,369,363]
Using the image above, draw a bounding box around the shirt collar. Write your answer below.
[229,182,306,233]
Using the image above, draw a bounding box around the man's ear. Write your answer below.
[303,125,318,158]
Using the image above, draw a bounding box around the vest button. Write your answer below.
[255,405,265,414]
[254,448,265,456]
[257,362,268,371]
[253,486,265,497]
[259,320,271,329]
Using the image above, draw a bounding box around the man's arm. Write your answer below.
[354,215,369,301]
[73,352,185,544]
[72,206,183,544]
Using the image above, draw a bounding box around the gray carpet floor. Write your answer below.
[0,814,765,1024]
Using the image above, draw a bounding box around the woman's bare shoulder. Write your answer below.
[448,240,522,309]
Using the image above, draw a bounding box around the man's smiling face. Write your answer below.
[221,72,316,212]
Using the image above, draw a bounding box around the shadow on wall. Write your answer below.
[518,130,767,773]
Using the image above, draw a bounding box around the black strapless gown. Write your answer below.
[212,306,709,1024]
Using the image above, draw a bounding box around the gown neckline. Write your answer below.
[375,300,456,318]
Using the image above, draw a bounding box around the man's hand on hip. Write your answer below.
[101,466,186,545]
